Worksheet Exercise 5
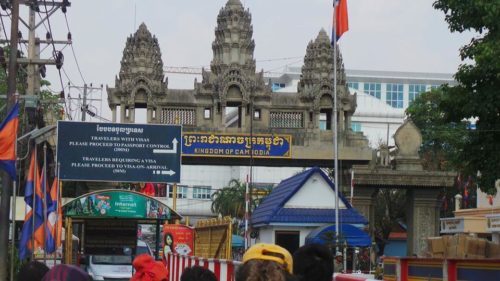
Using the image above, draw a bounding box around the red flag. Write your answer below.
[333,0,349,43]
[0,102,19,179]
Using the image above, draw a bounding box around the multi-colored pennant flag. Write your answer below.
[46,177,62,254]
[0,102,19,179]
[19,152,43,260]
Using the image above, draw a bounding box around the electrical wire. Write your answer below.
[0,12,9,42]
[63,13,86,85]
[40,0,71,120]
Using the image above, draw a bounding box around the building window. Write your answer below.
[386,83,404,108]
[319,109,332,131]
[347,82,359,90]
[168,185,188,199]
[161,108,196,125]
[430,85,440,90]
[271,83,286,92]
[204,108,211,119]
[270,112,303,128]
[192,186,212,200]
[409,84,426,103]
[363,83,381,99]
[254,109,261,120]
[351,122,362,132]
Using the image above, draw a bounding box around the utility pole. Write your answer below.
[82,83,87,121]
[0,1,71,278]
[0,0,19,279]
[68,83,104,122]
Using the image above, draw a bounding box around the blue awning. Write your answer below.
[232,235,244,248]
[305,224,371,247]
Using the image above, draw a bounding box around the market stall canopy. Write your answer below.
[62,189,182,222]
[305,224,371,247]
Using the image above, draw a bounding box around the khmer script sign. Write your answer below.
[57,121,181,183]
[182,133,292,158]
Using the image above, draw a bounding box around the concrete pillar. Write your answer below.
[147,108,153,123]
[240,104,246,128]
[111,106,117,123]
[352,187,377,235]
[406,188,441,256]
[221,105,226,130]
[120,104,126,123]
[130,107,135,123]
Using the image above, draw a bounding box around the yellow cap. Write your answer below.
[242,243,293,274]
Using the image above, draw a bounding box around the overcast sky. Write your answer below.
[9,0,473,121]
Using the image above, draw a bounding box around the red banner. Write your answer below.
[163,224,194,257]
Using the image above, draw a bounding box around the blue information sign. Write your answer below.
[182,133,292,158]
[57,121,181,183]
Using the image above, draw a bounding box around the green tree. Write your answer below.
[406,89,468,171]
[211,179,268,219]
[432,0,500,193]
[373,189,408,255]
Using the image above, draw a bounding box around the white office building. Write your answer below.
[269,67,456,147]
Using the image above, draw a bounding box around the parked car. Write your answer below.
[85,240,152,281]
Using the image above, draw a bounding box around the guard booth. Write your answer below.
[62,189,182,265]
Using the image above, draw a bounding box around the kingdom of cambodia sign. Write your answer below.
[64,190,171,220]
[182,133,292,158]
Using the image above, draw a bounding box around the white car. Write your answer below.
[86,240,153,281]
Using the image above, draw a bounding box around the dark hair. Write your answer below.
[293,244,333,281]
[17,261,49,281]
[181,266,217,281]
[164,233,174,245]
[236,260,292,281]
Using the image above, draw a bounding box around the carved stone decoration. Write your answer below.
[298,29,351,112]
[394,119,422,157]
[112,23,166,107]
[197,0,269,104]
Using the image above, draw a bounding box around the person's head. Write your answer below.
[131,254,168,281]
[17,261,49,281]
[165,233,174,246]
[236,243,293,281]
[181,266,217,281]
[41,264,91,281]
[292,244,333,281]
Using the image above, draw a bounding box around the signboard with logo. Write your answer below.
[163,224,194,257]
[64,190,171,220]
[440,218,465,233]
[182,133,292,158]
[487,215,500,232]
[57,121,181,183]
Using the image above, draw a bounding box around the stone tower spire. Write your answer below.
[109,23,167,123]
[298,29,356,135]
[210,0,256,76]
[117,23,165,87]
[298,29,347,103]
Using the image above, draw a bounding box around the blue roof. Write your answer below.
[305,224,371,247]
[251,167,367,227]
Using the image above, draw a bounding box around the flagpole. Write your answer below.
[32,145,37,260]
[350,169,354,205]
[43,144,47,263]
[10,98,18,281]
[53,163,61,266]
[333,1,340,255]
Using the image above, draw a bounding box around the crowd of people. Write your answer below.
[17,243,335,281]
